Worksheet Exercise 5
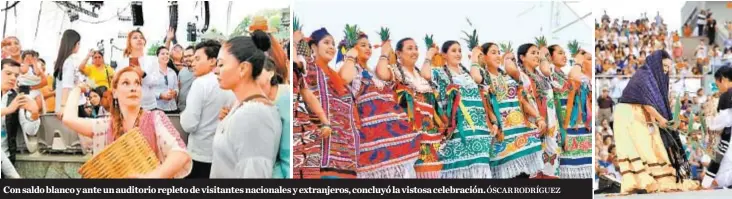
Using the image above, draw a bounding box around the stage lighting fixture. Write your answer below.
[67,10,80,23]
[168,1,179,43]
[131,1,144,26]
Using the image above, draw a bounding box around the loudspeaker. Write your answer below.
[187,22,196,42]
[131,1,144,26]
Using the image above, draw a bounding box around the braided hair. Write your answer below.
[440,41,469,85]
[395,37,438,89]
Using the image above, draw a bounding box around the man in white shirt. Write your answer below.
[180,40,235,178]
[1,59,40,178]
[703,67,732,188]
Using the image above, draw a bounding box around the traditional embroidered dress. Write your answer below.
[431,65,493,178]
[614,51,699,193]
[524,69,561,178]
[482,68,543,179]
[90,110,192,178]
[292,67,323,179]
[392,65,445,178]
[551,68,593,179]
[305,61,358,178]
[350,65,419,178]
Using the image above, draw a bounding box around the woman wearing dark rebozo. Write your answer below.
[612,50,699,194]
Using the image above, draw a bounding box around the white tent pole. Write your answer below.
[226,1,232,35]
[34,1,43,41]
[3,1,8,38]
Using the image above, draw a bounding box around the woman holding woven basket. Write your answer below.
[210,36,282,178]
[62,66,192,178]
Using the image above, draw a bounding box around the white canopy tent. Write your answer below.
[1,0,289,74]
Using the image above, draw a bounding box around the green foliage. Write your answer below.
[462,18,479,49]
[424,34,434,48]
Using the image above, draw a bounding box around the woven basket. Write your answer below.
[78,128,159,178]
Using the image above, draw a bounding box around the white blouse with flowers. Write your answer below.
[89,110,192,178]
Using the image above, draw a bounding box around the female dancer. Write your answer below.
[374,37,446,178]
[471,42,545,179]
[62,67,192,178]
[302,28,358,178]
[291,30,332,179]
[613,50,699,193]
[548,45,593,178]
[211,36,282,178]
[518,43,561,178]
[339,34,419,178]
[422,41,494,178]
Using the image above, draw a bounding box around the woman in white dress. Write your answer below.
[115,29,165,111]
[210,36,282,178]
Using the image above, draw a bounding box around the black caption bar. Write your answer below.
[0,179,592,199]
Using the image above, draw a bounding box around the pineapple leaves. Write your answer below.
[293,15,302,31]
[343,24,361,49]
[377,27,391,42]
[425,34,435,48]
[567,40,580,56]
[462,17,479,50]
[500,41,514,54]
[534,35,547,48]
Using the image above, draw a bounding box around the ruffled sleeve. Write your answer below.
[152,111,192,178]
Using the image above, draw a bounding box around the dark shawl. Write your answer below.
[618,50,672,120]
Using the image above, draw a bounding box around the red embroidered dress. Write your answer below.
[292,68,323,179]
[305,61,358,178]
[350,65,419,178]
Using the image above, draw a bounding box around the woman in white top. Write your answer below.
[53,30,88,119]
[210,36,282,178]
[151,47,179,113]
[115,29,160,111]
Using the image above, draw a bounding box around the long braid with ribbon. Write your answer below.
[441,64,477,143]
[478,66,505,136]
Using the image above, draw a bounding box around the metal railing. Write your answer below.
[595,75,706,98]
[15,114,188,155]
[595,75,705,79]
